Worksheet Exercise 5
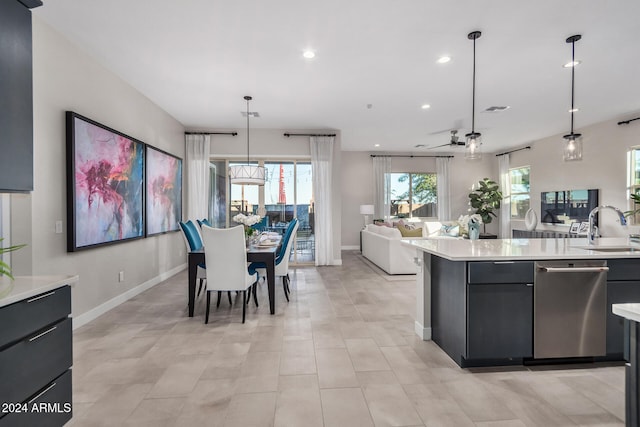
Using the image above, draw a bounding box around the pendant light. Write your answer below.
[465,31,482,160]
[229,95,266,185]
[563,35,582,161]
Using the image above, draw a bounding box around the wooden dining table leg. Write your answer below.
[187,252,198,317]
[267,254,276,315]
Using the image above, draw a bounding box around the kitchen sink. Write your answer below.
[579,246,640,252]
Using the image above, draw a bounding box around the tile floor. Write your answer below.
[68,251,626,426]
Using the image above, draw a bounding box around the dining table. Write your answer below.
[187,237,280,317]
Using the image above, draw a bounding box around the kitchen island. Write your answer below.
[404,237,640,367]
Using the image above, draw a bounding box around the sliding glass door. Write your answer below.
[208,159,314,264]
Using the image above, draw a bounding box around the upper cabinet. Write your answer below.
[0,0,41,192]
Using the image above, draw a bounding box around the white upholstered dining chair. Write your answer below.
[200,225,258,324]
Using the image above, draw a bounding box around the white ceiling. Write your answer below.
[34,0,640,153]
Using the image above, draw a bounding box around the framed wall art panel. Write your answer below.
[66,111,145,251]
[145,145,182,236]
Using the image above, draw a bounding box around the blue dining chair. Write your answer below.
[179,220,207,297]
[197,218,212,228]
[248,218,299,301]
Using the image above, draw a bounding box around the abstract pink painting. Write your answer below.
[145,145,182,235]
[66,112,144,251]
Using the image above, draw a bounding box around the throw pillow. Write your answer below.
[439,224,460,237]
[397,224,423,237]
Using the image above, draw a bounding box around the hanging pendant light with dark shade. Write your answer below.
[465,31,482,160]
[563,34,582,161]
[229,95,266,185]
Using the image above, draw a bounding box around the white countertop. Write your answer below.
[612,303,640,323]
[0,275,79,308]
[403,237,640,261]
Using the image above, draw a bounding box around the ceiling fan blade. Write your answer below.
[427,143,453,150]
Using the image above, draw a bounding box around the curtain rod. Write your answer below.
[495,146,531,157]
[283,133,336,137]
[185,131,237,136]
[370,154,454,158]
[618,117,640,126]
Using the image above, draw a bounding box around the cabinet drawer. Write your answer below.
[0,317,72,405]
[0,369,72,427]
[607,259,640,281]
[468,261,534,284]
[0,286,71,349]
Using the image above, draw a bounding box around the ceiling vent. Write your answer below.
[484,106,510,112]
[241,111,260,117]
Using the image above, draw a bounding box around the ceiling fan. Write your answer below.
[428,130,466,149]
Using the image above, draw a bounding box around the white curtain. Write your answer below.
[436,157,451,220]
[372,156,391,220]
[310,136,337,266]
[185,134,211,221]
[499,153,511,238]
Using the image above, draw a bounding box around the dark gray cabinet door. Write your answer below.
[467,283,533,360]
[607,280,640,357]
[0,0,34,192]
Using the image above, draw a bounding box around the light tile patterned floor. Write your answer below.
[68,251,626,426]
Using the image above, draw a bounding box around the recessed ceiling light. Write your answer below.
[563,60,581,68]
[303,50,315,59]
[437,56,451,64]
[374,144,380,147]
[568,108,579,113]
[421,104,431,110]
[415,144,426,148]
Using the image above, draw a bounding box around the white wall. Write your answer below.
[10,17,187,321]
[509,116,640,237]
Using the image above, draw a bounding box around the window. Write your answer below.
[388,173,437,218]
[208,159,314,264]
[509,166,530,218]
[627,147,640,222]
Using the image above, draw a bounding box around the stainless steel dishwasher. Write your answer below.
[534,260,608,359]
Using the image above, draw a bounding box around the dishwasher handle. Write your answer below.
[537,266,609,273]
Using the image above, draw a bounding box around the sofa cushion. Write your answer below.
[397,224,423,237]
[423,221,444,237]
[377,226,402,238]
[439,224,460,237]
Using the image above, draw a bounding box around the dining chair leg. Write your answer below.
[246,285,251,306]
[282,276,289,302]
[197,279,205,297]
[216,291,222,308]
[205,292,211,324]
[228,291,233,305]
[242,290,247,324]
[252,282,259,307]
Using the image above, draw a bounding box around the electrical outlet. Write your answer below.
[118,271,125,282]
[55,220,63,234]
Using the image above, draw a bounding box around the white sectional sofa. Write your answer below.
[361,222,459,275]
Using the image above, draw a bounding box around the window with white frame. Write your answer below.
[627,147,640,222]
[387,172,437,218]
[509,166,530,218]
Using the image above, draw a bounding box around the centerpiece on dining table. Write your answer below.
[233,213,263,245]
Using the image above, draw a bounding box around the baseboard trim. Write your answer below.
[72,263,186,330]
[415,321,432,341]
[341,245,359,250]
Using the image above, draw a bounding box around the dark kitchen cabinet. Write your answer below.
[0,0,41,192]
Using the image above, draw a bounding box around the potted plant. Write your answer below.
[0,238,25,280]
[624,193,640,223]
[468,178,503,236]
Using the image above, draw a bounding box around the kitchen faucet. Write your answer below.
[588,205,627,244]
